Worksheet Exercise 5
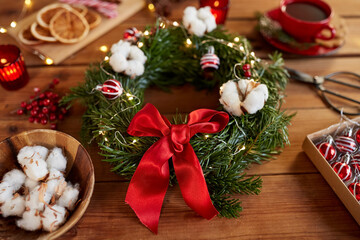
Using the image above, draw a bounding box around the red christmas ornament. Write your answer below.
[348,182,360,201]
[351,154,360,171]
[124,27,140,42]
[96,79,123,100]
[355,128,360,144]
[200,46,220,71]
[332,162,352,181]
[335,136,357,153]
[316,142,337,161]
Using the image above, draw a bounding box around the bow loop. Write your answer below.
[188,109,229,137]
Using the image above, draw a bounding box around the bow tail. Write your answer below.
[172,144,219,219]
[125,137,173,234]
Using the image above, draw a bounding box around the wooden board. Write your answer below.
[7,0,145,65]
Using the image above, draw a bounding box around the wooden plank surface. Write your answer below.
[1,0,360,239]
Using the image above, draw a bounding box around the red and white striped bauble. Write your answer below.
[96,79,123,100]
[351,154,360,171]
[335,136,357,153]
[355,128,360,144]
[124,27,140,42]
[200,46,220,71]
[316,142,337,161]
[348,182,360,201]
[332,162,352,181]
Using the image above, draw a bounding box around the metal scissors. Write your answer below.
[285,67,360,116]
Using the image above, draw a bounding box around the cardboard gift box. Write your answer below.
[302,117,360,225]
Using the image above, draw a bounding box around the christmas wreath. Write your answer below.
[63,6,293,233]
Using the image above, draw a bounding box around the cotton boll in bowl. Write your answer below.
[0,129,94,239]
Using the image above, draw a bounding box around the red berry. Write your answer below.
[43,99,50,106]
[53,78,60,85]
[30,110,38,116]
[41,118,48,125]
[17,109,24,115]
[31,101,38,107]
[38,113,45,118]
[45,92,53,98]
[49,113,57,121]
[34,106,40,111]
[33,87,40,93]
[29,95,35,99]
[50,123,57,130]
[242,64,251,71]
[52,93,59,99]
[58,114,64,120]
[26,105,32,110]
[34,118,41,124]
[50,105,57,112]
[244,70,251,78]
[28,117,35,123]
[39,93,45,99]
[60,108,67,114]
[42,107,49,114]
[20,101,27,108]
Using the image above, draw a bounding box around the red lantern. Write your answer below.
[200,0,229,24]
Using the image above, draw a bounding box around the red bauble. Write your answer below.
[332,162,352,181]
[356,129,360,145]
[316,142,337,161]
[124,27,140,42]
[200,46,220,71]
[351,154,360,171]
[242,64,251,71]
[335,136,357,153]
[244,70,251,78]
[96,79,123,100]
[348,182,360,201]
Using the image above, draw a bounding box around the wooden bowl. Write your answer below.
[0,129,95,240]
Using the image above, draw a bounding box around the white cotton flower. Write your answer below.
[110,40,131,56]
[1,194,25,217]
[182,6,217,37]
[25,177,38,191]
[16,209,42,231]
[109,40,147,77]
[57,183,79,211]
[0,182,14,203]
[46,147,67,172]
[25,184,52,211]
[46,168,65,196]
[2,169,26,191]
[42,204,67,232]
[17,146,49,181]
[219,79,269,116]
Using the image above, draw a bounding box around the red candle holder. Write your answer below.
[200,0,229,24]
[0,44,29,91]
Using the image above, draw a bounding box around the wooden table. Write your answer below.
[1,0,360,239]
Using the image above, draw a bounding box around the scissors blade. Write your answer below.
[285,67,315,84]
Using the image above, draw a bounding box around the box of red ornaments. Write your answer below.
[302,117,360,225]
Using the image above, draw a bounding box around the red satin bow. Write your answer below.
[126,103,229,233]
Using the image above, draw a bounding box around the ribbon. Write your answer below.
[126,103,229,233]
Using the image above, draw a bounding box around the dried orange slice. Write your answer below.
[37,3,72,28]
[30,22,57,42]
[71,4,88,16]
[18,25,43,45]
[85,10,102,29]
[49,9,90,44]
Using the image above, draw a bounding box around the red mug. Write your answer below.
[279,0,336,42]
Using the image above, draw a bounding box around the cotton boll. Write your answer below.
[33,146,49,160]
[219,80,243,116]
[183,6,197,17]
[46,147,67,172]
[129,46,147,64]
[242,84,269,114]
[17,146,35,166]
[18,146,49,181]
[25,184,51,211]
[46,168,65,196]
[204,16,216,32]
[183,13,197,28]
[189,19,207,37]
[110,40,131,55]
[58,183,79,211]
[42,205,67,232]
[125,60,145,77]
[16,210,42,231]
[1,194,25,217]
[0,182,14,203]
[2,169,26,191]
[109,52,129,73]
[25,177,38,191]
